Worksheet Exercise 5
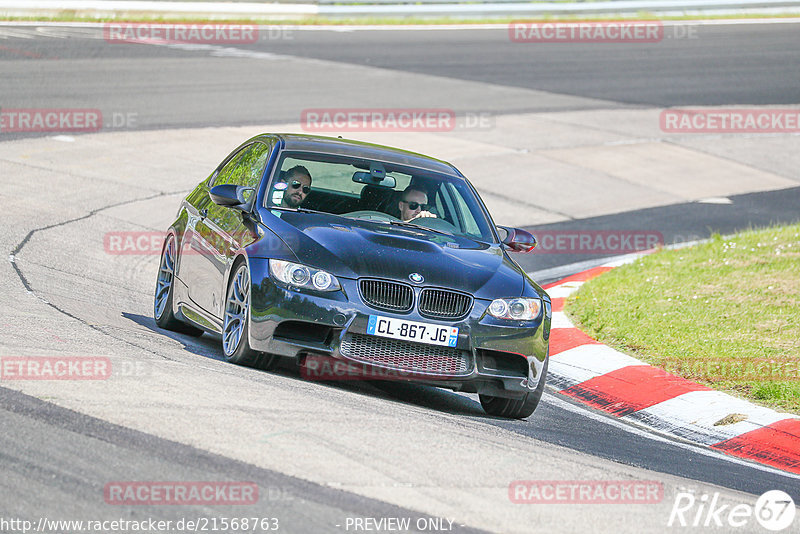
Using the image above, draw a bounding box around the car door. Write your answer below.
[183,141,272,318]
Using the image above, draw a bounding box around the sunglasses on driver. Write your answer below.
[290,181,311,194]
[401,200,428,211]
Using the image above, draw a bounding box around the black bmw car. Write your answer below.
[154,134,551,419]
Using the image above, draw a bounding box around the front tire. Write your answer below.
[479,356,548,419]
[222,261,278,370]
[154,234,203,337]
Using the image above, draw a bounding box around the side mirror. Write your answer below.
[209,185,255,211]
[498,225,537,253]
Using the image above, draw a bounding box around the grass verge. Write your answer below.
[565,223,800,414]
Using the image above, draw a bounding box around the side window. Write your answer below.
[212,151,244,187]
[442,183,481,237]
[451,190,481,237]
[435,185,456,227]
[214,143,270,189]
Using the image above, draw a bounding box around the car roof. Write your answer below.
[253,133,461,177]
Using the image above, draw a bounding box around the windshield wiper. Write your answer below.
[270,207,453,236]
[388,220,452,236]
[270,206,329,215]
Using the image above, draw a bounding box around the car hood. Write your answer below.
[255,212,524,299]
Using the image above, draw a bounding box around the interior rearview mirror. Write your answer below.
[352,171,396,188]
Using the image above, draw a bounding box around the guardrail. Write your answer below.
[2,0,800,19]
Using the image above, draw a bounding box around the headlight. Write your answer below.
[269,259,341,292]
[487,297,541,321]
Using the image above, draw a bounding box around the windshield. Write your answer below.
[265,151,497,242]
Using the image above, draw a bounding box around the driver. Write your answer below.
[398,186,436,222]
[280,166,312,208]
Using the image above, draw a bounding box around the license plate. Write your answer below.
[366,315,458,347]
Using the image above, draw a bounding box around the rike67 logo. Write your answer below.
[668,490,796,531]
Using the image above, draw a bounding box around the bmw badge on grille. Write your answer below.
[409,273,424,284]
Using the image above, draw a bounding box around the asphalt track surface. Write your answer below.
[2,22,800,134]
[2,21,800,533]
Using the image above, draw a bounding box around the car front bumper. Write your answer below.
[247,258,550,399]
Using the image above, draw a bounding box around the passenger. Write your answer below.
[280,166,312,208]
[398,186,436,222]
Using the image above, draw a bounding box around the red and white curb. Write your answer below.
[544,259,800,475]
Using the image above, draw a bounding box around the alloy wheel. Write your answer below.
[223,264,250,356]
[154,235,175,320]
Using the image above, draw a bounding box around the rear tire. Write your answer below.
[222,261,278,370]
[479,356,548,419]
[154,234,204,337]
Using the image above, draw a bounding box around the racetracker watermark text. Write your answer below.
[0,357,149,380]
[663,358,800,382]
[301,109,455,132]
[0,108,101,133]
[105,231,171,255]
[104,231,293,255]
[301,354,459,381]
[533,230,663,254]
[0,357,110,380]
[103,23,260,44]
[104,482,258,505]
[0,108,138,134]
[660,109,800,133]
[510,21,665,43]
[509,480,664,504]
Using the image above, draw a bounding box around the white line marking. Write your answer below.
[697,196,733,204]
